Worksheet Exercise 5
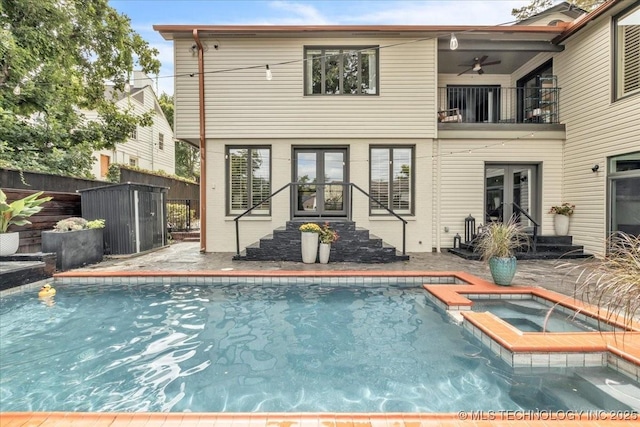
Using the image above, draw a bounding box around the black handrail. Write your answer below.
[233,182,408,256]
[512,202,538,252]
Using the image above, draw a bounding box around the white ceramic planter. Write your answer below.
[318,243,331,264]
[301,232,319,263]
[554,214,570,236]
[0,232,20,256]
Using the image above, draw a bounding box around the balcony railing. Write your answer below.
[437,86,560,124]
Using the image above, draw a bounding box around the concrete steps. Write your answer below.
[449,234,591,260]
[234,220,409,263]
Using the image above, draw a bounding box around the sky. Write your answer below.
[109,0,541,95]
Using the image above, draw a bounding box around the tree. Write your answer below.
[158,93,200,181]
[511,0,605,21]
[0,0,160,178]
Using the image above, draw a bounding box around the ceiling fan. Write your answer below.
[458,55,501,75]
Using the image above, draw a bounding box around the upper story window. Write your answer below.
[158,133,164,150]
[130,128,137,140]
[614,4,640,100]
[304,46,379,95]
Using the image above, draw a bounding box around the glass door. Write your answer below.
[294,148,348,217]
[609,152,640,237]
[485,164,539,230]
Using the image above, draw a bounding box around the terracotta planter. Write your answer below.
[300,232,319,263]
[0,232,20,256]
[554,214,570,236]
[318,243,331,264]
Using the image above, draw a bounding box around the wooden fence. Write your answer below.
[4,189,80,253]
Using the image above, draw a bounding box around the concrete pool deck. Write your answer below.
[2,242,639,426]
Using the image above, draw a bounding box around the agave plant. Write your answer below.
[568,232,640,328]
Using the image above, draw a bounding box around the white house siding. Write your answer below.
[433,137,563,251]
[553,12,640,256]
[174,37,437,141]
[204,137,433,253]
[89,86,175,179]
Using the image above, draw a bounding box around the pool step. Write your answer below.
[234,220,409,263]
[575,369,640,411]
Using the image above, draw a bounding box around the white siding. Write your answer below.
[174,37,437,141]
[554,13,640,255]
[433,138,563,250]
[205,137,433,253]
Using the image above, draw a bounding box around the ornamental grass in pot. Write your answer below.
[474,217,530,286]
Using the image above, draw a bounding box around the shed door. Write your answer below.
[137,191,166,252]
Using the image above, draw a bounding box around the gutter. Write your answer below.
[554,0,620,44]
[193,29,207,253]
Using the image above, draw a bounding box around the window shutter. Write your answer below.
[251,148,270,213]
[229,149,248,213]
[623,24,640,95]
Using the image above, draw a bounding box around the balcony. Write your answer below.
[437,85,561,126]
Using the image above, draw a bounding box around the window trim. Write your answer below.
[613,3,640,101]
[225,145,272,216]
[368,145,415,216]
[158,133,165,151]
[303,45,380,96]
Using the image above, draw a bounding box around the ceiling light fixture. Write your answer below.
[472,63,482,72]
[449,33,458,50]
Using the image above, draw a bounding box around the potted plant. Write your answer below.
[318,222,339,264]
[299,222,321,263]
[0,189,52,256]
[549,202,575,236]
[474,217,529,286]
[42,217,106,271]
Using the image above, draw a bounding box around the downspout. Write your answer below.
[193,29,207,253]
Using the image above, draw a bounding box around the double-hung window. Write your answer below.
[227,147,271,215]
[369,146,414,215]
[304,46,378,95]
[614,4,640,100]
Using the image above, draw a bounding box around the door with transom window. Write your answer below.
[293,148,348,217]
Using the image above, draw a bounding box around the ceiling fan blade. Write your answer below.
[477,55,488,64]
[482,60,502,66]
[458,67,473,76]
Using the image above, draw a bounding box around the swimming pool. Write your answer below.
[0,280,634,412]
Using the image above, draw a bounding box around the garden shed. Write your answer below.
[80,183,168,255]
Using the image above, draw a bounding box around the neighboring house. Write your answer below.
[154,0,639,257]
[88,71,176,180]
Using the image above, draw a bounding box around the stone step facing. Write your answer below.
[234,220,409,263]
[449,234,591,260]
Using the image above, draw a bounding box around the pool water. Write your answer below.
[471,299,607,333]
[0,282,628,412]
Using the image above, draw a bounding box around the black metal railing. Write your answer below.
[233,182,407,256]
[167,199,200,232]
[512,202,538,252]
[437,86,560,124]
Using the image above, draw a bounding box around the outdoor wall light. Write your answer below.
[592,164,600,172]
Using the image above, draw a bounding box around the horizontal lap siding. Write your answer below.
[174,37,436,140]
[434,139,563,248]
[555,17,640,256]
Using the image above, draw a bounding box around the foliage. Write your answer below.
[0,189,52,233]
[563,232,640,329]
[512,0,605,21]
[106,163,197,184]
[0,0,160,178]
[474,217,530,261]
[299,223,322,233]
[549,202,575,216]
[319,222,339,244]
[53,217,105,232]
[157,93,200,182]
[167,203,197,231]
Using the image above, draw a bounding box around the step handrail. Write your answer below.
[512,202,538,252]
[233,182,407,256]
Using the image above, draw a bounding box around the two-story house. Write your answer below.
[154,0,639,259]
[89,71,176,180]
